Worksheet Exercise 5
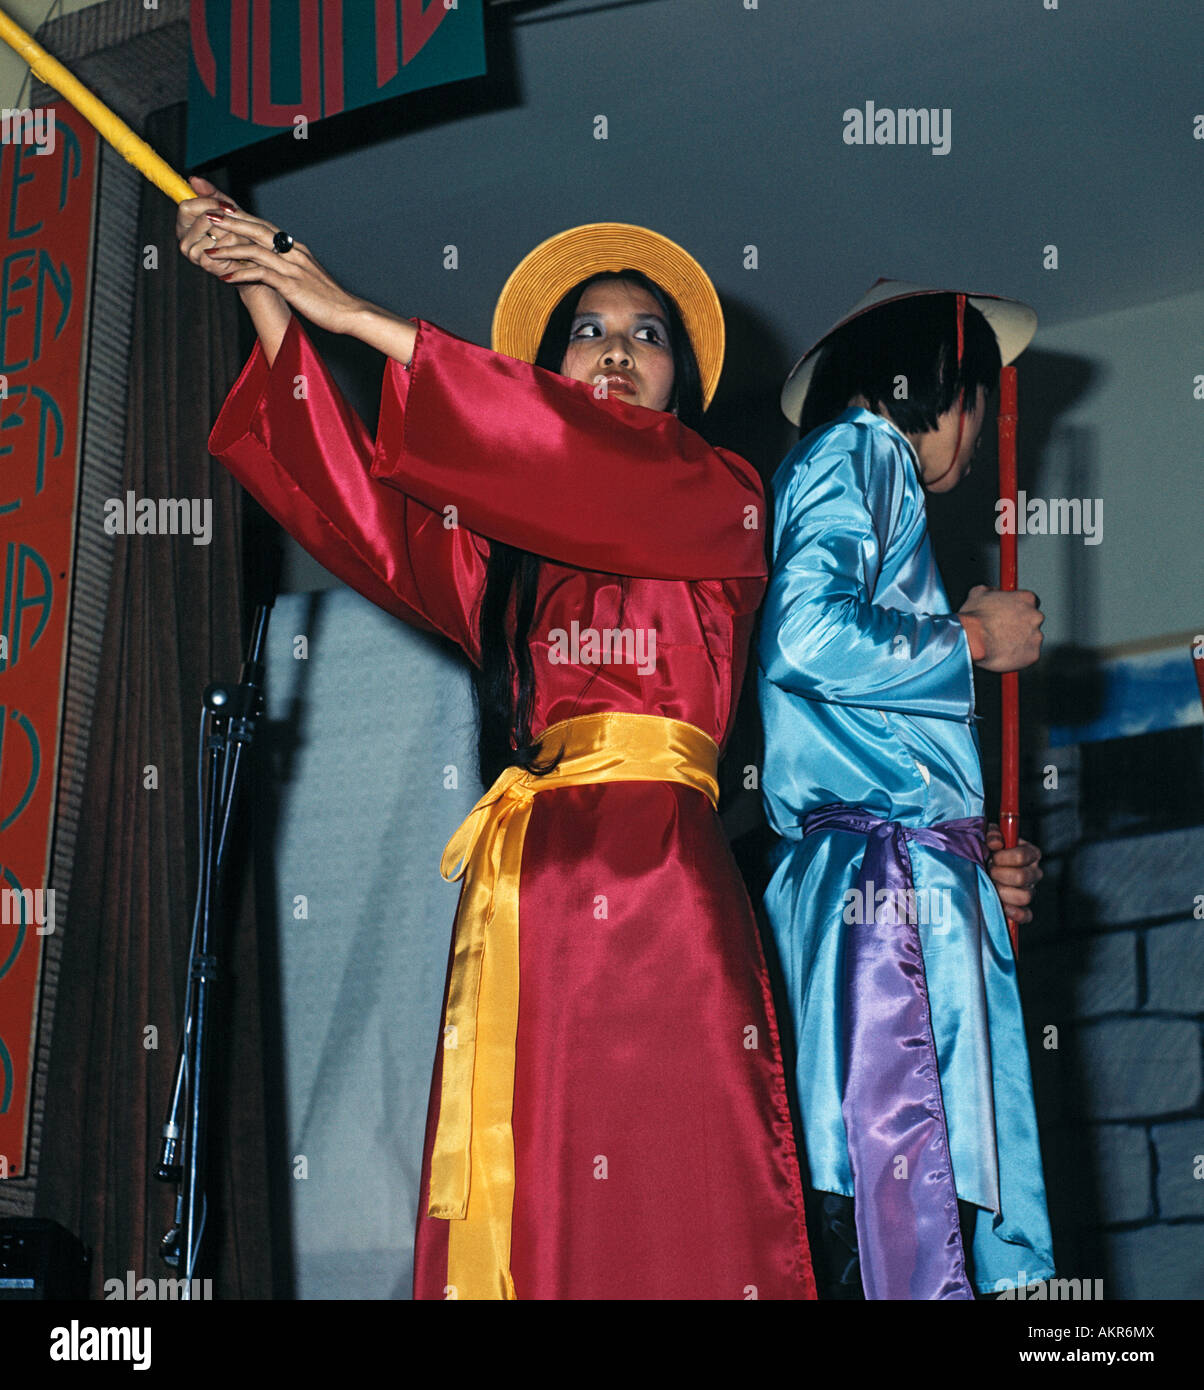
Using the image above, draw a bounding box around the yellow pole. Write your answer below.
[0,4,194,203]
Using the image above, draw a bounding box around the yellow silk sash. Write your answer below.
[429,711,720,1300]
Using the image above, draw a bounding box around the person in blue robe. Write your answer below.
[759,282,1055,1299]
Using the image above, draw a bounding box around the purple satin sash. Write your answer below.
[802,803,988,1300]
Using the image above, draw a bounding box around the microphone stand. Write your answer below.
[156,600,273,1295]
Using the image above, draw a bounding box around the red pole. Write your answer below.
[998,366,1020,956]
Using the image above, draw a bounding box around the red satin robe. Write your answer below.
[209,315,816,1300]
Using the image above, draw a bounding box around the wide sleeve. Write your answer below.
[369,320,766,582]
[208,314,484,657]
[758,424,975,719]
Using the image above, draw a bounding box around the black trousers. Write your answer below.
[809,1190,998,1300]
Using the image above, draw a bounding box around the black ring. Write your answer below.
[272,230,295,255]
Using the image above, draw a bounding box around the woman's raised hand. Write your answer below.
[176,176,416,366]
[176,175,365,335]
[176,175,247,276]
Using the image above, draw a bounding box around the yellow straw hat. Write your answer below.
[491,222,726,409]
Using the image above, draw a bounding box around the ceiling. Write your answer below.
[12,0,1201,416]
[219,0,1202,411]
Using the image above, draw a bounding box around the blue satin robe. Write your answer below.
[758,408,1054,1292]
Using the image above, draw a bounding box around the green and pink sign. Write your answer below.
[188,0,487,166]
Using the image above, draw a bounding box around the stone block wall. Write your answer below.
[1023,743,1204,1299]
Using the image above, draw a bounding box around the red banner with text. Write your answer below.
[0,101,97,1177]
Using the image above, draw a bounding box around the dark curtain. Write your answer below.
[36,104,275,1298]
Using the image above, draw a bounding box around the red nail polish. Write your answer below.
[217,200,236,211]
[220,273,234,281]
[206,212,225,223]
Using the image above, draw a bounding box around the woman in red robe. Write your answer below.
[179,180,815,1300]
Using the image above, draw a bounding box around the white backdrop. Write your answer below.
[260,589,478,1299]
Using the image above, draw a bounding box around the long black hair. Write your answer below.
[472,269,705,787]
[798,294,1002,438]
